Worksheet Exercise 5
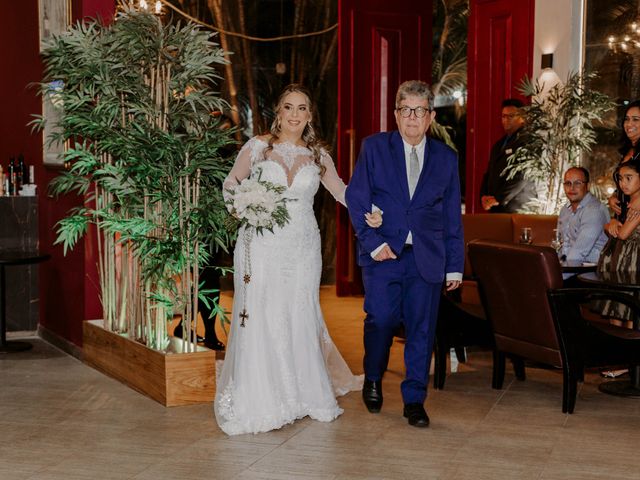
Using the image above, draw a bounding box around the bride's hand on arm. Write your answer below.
[364,211,382,228]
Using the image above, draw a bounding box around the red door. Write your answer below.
[336,0,433,296]
[465,0,534,213]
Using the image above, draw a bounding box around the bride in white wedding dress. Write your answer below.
[214,85,380,435]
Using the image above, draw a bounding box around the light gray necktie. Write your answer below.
[408,146,419,197]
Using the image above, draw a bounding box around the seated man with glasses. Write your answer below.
[480,98,537,212]
[557,167,609,271]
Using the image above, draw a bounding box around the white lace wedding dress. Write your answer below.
[214,137,363,436]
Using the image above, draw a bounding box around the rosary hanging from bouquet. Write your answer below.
[225,167,292,327]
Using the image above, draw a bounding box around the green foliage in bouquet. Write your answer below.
[32,7,235,351]
[225,167,292,236]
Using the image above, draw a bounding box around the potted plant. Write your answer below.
[34,7,234,405]
[505,71,614,214]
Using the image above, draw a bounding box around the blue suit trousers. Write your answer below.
[362,247,442,404]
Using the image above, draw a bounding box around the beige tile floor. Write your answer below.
[2,286,640,479]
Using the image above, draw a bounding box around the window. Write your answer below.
[584,1,640,198]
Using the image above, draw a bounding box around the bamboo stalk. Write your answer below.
[290,0,308,83]
[184,153,192,352]
[119,246,129,332]
[192,168,201,353]
[163,65,170,131]
[95,174,106,329]
[209,0,242,140]
[155,61,162,127]
[145,278,152,347]
[107,234,114,331]
[317,30,337,86]
[236,0,260,134]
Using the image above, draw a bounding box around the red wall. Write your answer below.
[336,0,433,295]
[0,3,43,182]
[1,0,114,347]
[465,0,534,213]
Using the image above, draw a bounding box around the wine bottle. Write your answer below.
[16,154,25,191]
[7,157,15,195]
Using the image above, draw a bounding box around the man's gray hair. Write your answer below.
[395,80,434,110]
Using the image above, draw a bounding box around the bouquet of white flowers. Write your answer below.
[226,169,293,327]
[226,169,291,235]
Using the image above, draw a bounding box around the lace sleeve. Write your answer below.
[320,151,346,207]
[222,138,257,209]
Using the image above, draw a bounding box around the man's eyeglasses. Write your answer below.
[396,106,430,118]
[563,180,586,188]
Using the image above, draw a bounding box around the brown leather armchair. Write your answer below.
[433,213,558,389]
[468,239,640,413]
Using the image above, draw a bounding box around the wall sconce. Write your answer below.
[541,53,554,70]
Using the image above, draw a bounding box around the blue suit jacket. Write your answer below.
[345,131,464,283]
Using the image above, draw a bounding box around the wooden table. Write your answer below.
[578,270,640,398]
[0,251,50,353]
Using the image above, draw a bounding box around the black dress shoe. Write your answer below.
[203,338,225,351]
[362,379,383,413]
[403,403,430,427]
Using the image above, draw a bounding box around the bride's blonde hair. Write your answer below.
[265,84,327,176]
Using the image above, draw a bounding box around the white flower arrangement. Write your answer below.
[226,169,292,234]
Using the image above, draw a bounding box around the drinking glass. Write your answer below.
[550,228,563,253]
[519,227,532,245]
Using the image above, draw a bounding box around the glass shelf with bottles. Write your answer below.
[0,155,37,197]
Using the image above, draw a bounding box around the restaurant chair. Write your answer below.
[468,239,640,413]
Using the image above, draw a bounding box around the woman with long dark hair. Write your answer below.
[598,157,640,320]
[608,100,640,221]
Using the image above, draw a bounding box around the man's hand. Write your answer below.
[365,211,382,228]
[481,195,499,211]
[373,245,397,261]
[608,194,622,216]
[605,219,622,237]
[445,280,461,291]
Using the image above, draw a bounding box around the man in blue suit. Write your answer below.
[346,80,464,427]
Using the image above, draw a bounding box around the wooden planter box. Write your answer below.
[83,320,216,407]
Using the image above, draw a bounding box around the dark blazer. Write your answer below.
[480,128,537,212]
[345,130,464,283]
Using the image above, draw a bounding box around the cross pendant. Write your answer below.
[239,309,249,327]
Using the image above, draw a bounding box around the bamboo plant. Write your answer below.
[505,71,614,214]
[33,7,234,352]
